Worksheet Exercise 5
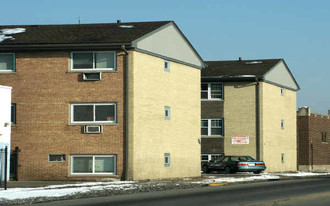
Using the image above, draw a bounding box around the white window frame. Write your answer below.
[0,53,15,73]
[70,51,116,72]
[201,118,224,136]
[201,82,223,100]
[164,106,170,120]
[164,60,170,72]
[70,155,116,175]
[70,103,117,124]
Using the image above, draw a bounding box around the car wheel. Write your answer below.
[224,167,231,174]
[202,165,209,173]
[253,171,261,174]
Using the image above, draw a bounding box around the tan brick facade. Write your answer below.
[0,51,125,180]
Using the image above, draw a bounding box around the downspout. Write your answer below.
[121,45,130,180]
[255,77,260,161]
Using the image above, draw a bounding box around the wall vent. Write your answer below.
[83,72,102,81]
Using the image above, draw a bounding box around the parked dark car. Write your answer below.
[202,156,266,174]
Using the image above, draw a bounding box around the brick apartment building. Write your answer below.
[0,21,204,180]
[297,107,330,171]
[201,59,300,172]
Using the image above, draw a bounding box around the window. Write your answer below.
[11,103,16,125]
[164,106,170,120]
[201,83,223,100]
[201,119,224,136]
[164,60,170,72]
[164,153,170,167]
[71,52,116,71]
[281,119,284,130]
[71,103,116,124]
[322,132,328,142]
[71,155,116,175]
[49,154,66,162]
[281,154,285,163]
[281,88,284,96]
[0,53,15,72]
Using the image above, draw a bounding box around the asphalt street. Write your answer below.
[35,176,330,206]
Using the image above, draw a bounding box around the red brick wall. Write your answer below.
[0,51,125,180]
[309,114,330,165]
[297,113,330,167]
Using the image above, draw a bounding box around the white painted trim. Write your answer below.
[0,85,12,90]
[70,51,117,72]
[70,103,117,124]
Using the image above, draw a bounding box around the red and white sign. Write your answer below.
[231,136,249,144]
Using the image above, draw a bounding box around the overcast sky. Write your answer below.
[1,0,329,114]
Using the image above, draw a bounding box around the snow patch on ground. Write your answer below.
[194,173,280,184]
[274,171,330,177]
[0,181,136,200]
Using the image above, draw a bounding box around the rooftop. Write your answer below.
[203,59,282,78]
[0,21,172,45]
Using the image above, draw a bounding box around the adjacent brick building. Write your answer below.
[0,21,204,180]
[201,59,300,172]
[297,107,330,171]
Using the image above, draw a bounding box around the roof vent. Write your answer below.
[245,61,263,65]
[117,20,121,24]
[119,25,134,29]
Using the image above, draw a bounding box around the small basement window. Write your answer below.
[49,154,66,162]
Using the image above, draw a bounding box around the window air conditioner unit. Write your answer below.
[84,125,103,134]
[83,72,102,81]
